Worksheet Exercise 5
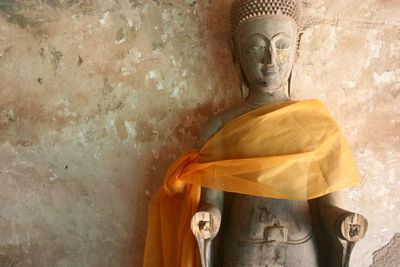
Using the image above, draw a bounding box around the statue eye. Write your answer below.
[247,38,266,51]
[275,39,290,49]
[251,44,266,51]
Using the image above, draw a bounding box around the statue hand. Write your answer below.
[191,204,221,240]
[338,213,368,242]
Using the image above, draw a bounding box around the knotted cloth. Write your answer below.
[143,99,359,267]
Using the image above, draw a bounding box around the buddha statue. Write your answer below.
[190,0,368,266]
[143,1,367,266]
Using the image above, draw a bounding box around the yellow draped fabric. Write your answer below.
[143,99,359,267]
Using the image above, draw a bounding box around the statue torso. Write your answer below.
[201,103,318,267]
[223,194,317,267]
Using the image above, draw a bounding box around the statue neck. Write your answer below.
[244,86,289,108]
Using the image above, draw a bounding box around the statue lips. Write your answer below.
[261,65,279,74]
[261,66,279,79]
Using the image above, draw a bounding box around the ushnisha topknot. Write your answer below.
[231,0,300,38]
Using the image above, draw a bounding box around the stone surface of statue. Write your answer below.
[190,1,368,266]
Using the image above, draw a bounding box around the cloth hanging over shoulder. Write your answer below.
[143,99,359,267]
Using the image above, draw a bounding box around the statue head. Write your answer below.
[231,0,300,95]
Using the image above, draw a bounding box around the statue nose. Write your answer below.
[262,45,276,66]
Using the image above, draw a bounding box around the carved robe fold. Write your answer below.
[143,99,359,267]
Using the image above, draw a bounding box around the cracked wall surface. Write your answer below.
[0,0,399,266]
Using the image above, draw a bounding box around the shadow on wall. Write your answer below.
[128,102,220,265]
[128,1,241,264]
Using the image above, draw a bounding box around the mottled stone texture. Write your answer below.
[0,0,398,266]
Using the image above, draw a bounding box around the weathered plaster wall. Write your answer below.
[293,1,400,266]
[0,0,398,266]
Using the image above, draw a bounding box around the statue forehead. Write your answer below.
[237,16,297,42]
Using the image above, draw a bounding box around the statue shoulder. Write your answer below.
[200,105,249,147]
[200,113,224,147]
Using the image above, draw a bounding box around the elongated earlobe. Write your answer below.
[287,70,293,99]
[239,69,248,100]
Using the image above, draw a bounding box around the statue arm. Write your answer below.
[190,116,225,267]
[197,115,225,214]
[309,192,368,267]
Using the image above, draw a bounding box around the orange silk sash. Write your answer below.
[143,99,359,267]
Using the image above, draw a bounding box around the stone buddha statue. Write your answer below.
[190,0,368,266]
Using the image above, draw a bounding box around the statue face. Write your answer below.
[237,16,297,93]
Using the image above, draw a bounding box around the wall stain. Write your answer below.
[0,0,100,29]
[102,77,114,95]
[96,97,124,115]
[115,118,128,141]
[0,253,15,267]
[135,120,157,143]
[47,0,63,9]
[116,27,124,42]
[0,11,38,28]
[39,47,45,58]
[49,47,63,73]
[152,41,163,50]
[0,0,17,12]
[114,24,136,44]
[77,55,83,66]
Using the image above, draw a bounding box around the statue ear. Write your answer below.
[288,70,293,98]
[239,68,248,100]
[295,31,303,62]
